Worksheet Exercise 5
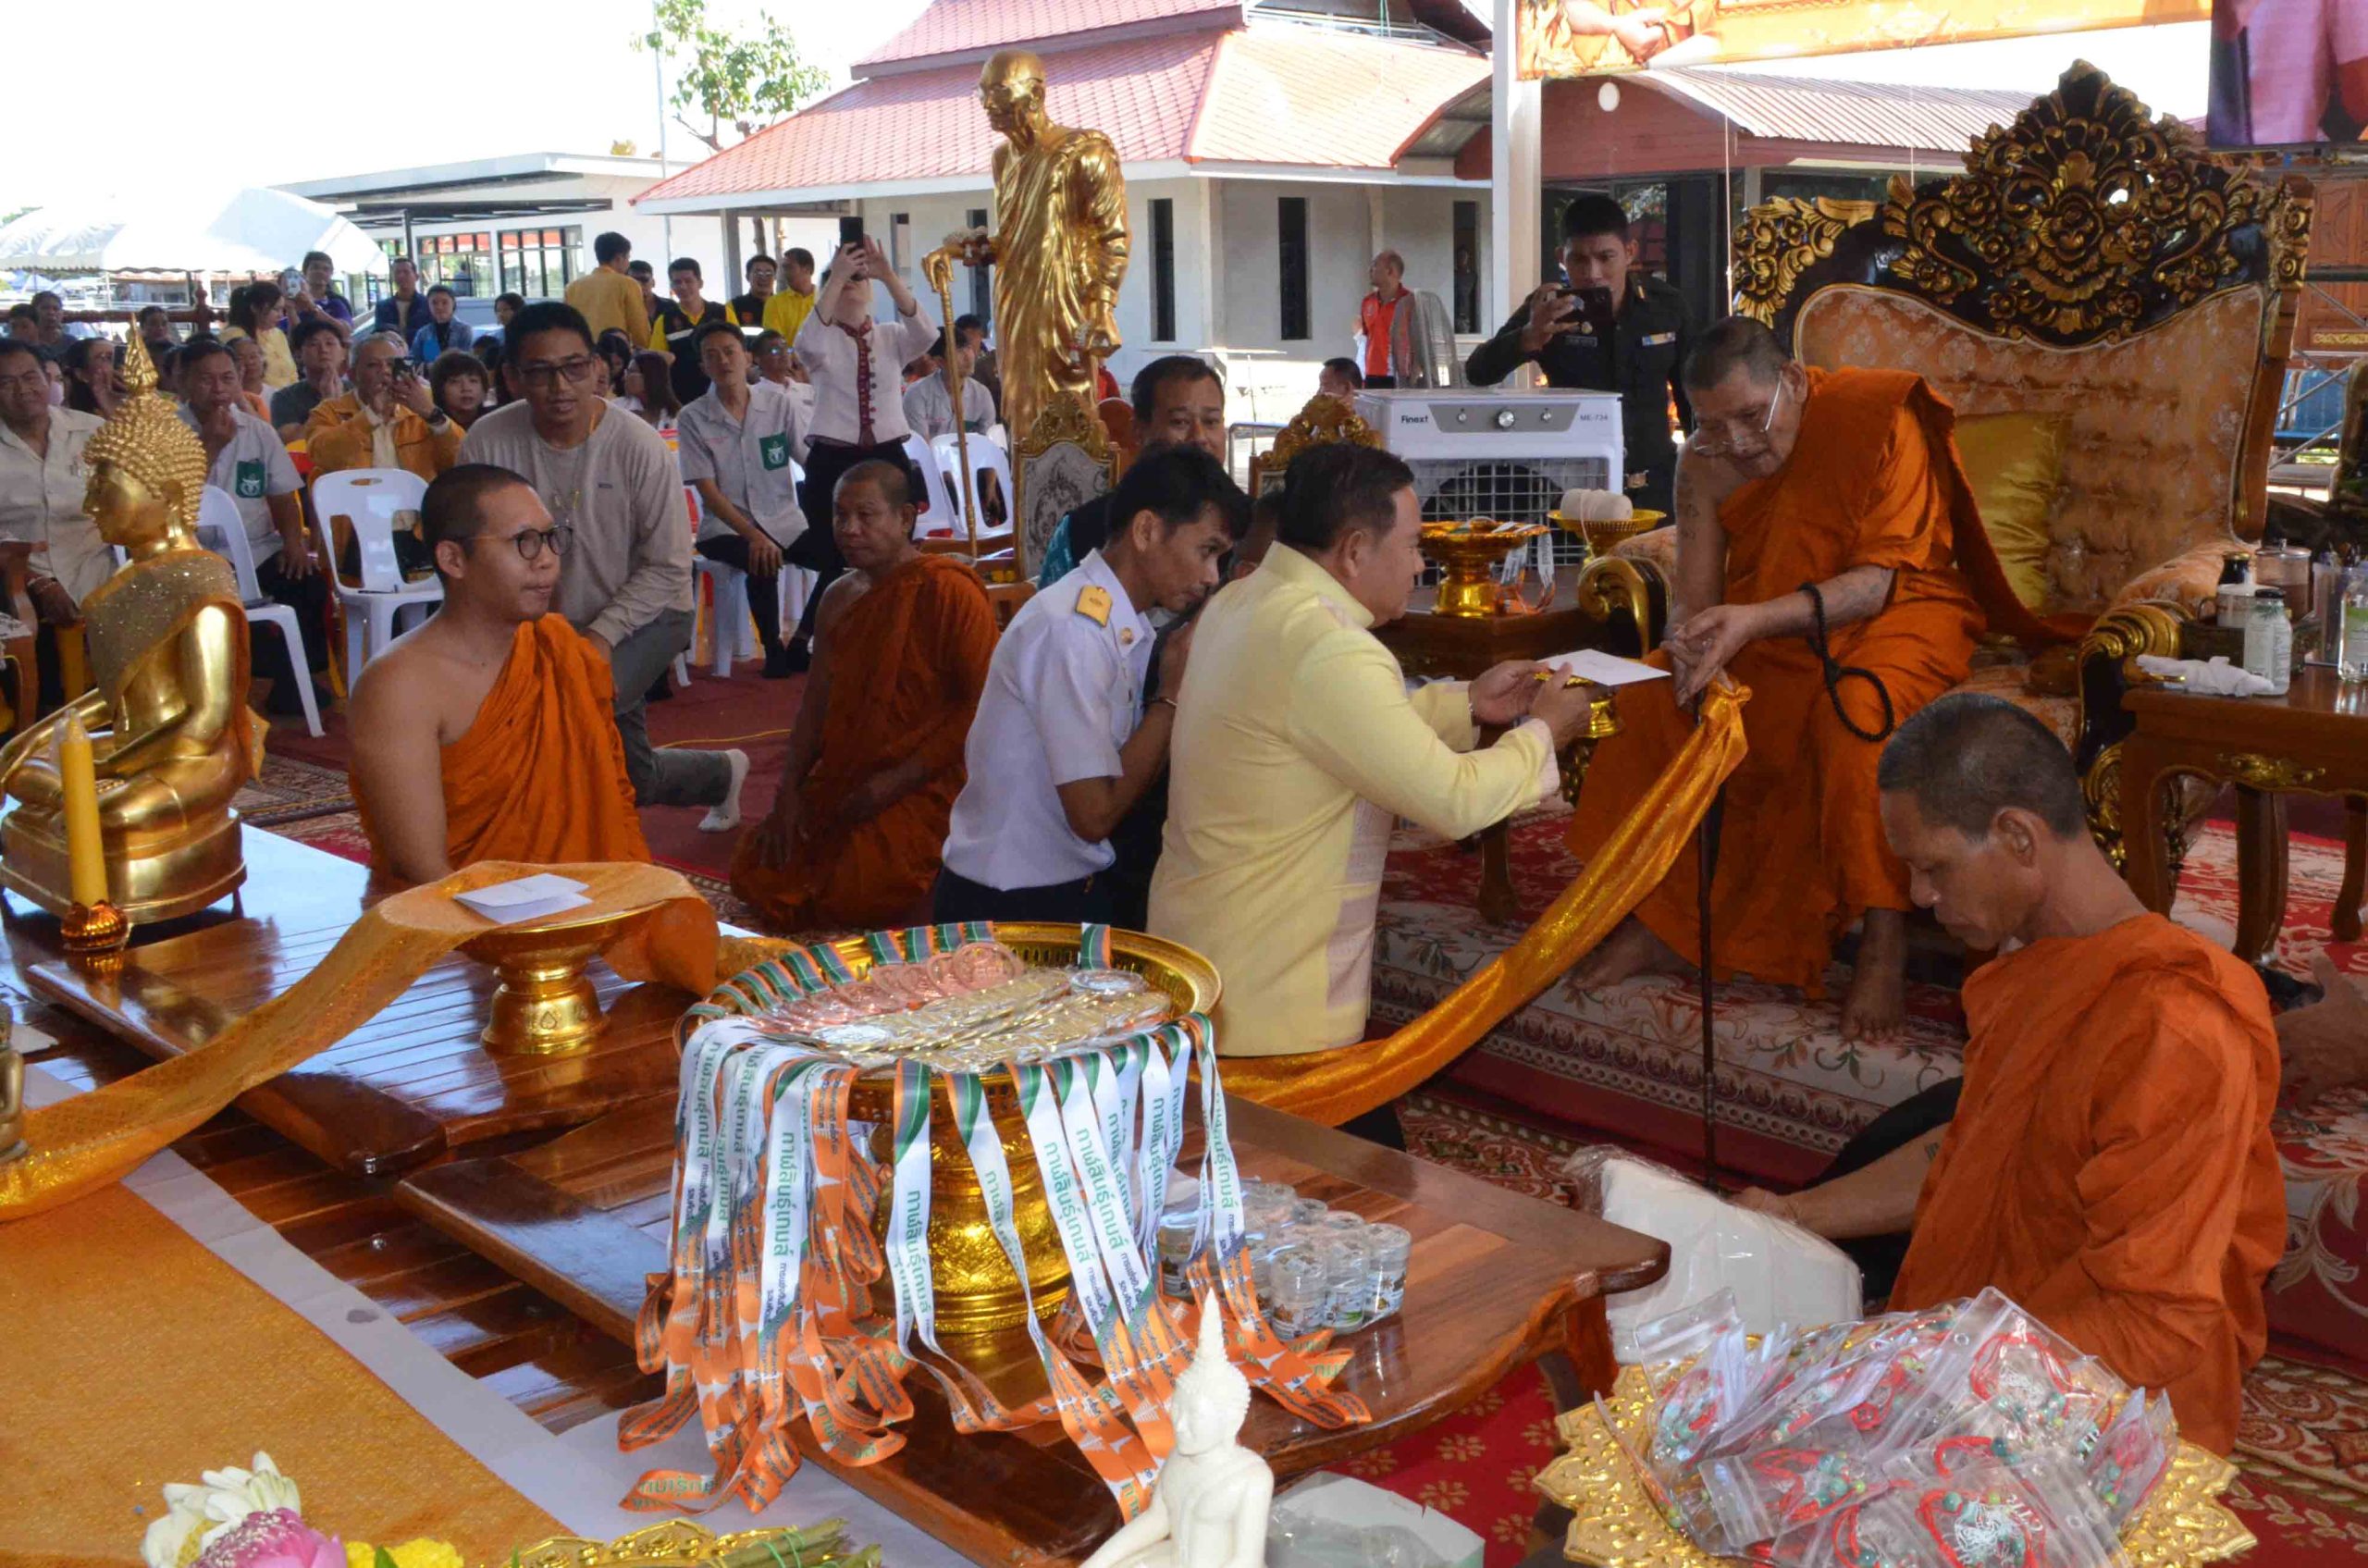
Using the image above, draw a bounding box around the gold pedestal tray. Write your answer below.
[712,922,1221,1340]
[1536,1365,2256,1568]
[1421,522,1549,618]
[461,905,661,1056]
[1551,509,1664,564]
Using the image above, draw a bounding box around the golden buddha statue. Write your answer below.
[0,1005,22,1166]
[962,49,1130,449]
[0,335,263,923]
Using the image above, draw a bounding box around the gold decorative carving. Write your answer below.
[506,1520,881,1568]
[1733,197,1877,327]
[2220,752,2325,791]
[2085,740,2127,870]
[1251,393,1382,496]
[1537,1366,2255,1568]
[1877,63,2310,345]
[1014,389,1118,578]
[1575,555,1659,650]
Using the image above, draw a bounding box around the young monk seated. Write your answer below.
[348,463,651,886]
[1566,316,2055,1040]
[1735,693,2283,1454]
[732,460,995,932]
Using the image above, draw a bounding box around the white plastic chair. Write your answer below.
[940,438,1018,545]
[692,556,758,676]
[196,485,323,737]
[902,433,960,539]
[312,467,439,680]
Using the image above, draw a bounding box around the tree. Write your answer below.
[636,0,832,154]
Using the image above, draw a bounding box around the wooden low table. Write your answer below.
[2121,666,2368,957]
[18,832,693,1177]
[1375,581,1604,923]
[400,1094,1669,1568]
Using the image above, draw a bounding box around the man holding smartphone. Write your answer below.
[1466,192,1696,519]
[305,332,462,481]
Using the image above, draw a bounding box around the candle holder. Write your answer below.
[62,898,130,973]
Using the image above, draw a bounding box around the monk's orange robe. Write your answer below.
[1569,367,2049,991]
[731,554,994,931]
[351,613,650,882]
[1891,914,2283,1454]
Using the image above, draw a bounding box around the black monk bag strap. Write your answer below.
[1798,580,1895,743]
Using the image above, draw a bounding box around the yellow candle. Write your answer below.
[58,716,106,908]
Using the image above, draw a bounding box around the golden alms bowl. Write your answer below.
[1551,508,1664,560]
[1420,521,1550,618]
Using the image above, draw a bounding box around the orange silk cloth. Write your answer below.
[1892,914,2285,1455]
[352,614,650,882]
[732,554,994,930]
[1567,367,1992,992]
[0,1181,563,1562]
[0,862,715,1220]
[1220,685,1747,1125]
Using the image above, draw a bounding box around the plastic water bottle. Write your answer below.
[2342,562,2368,685]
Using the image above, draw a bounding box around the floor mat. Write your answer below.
[233,752,353,826]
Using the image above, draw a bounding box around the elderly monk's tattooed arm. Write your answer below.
[1748,563,1899,640]
[1668,448,1730,630]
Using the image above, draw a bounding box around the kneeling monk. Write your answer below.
[349,463,651,885]
[733,461,995,931]
[1739,695,2283,1453]
[1570,316,2044,1039]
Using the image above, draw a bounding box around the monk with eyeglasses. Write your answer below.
[1566,316,2053,1040]
[348,463,651,886]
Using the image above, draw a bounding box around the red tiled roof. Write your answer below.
[858,0,1240,68]
[637,26,1484,205]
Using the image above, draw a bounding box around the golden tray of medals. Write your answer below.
[1537,1365,2254,1568]
[702,924,1221,1338]
[1420,520,1549,618]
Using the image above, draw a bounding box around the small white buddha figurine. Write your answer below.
[1082,1294,1274,1568]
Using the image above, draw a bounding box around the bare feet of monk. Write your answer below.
[1840,908,1908,1042]
[1570,916,1689,992]
[698,749,751,833]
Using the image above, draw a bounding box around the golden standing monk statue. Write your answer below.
[0,336,263,922]
[963,49,1130,449]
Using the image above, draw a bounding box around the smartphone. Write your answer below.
[389,358,415,378]
[838,216,865,253]
[279,267,303,296]
[1556,285,1617,341]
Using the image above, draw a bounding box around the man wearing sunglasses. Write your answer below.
[1563,315,2058,1043]
[461,301,748,832]
[348,464,655,886]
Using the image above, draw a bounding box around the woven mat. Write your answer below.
[0,1180,562,1562]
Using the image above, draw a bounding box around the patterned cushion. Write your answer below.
[2113,537,2230,620]
[1951,662,2078,747]
[1794,287,2262,605]
[1611,525,1679,574]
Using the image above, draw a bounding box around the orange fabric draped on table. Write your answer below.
[1890,913,2285,1456]
[352,614,651,881]
[732,554,995,930]
[0,1180,563,1562]
[1565,367,2026,994]
[0,861,715,1220]
[1218,685,1747,1126]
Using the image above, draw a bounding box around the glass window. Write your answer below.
[1151,199,1176,342]
[1277,197,1310,341]
[967,206,993,327]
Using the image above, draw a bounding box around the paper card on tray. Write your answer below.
[454,873,593,925]
[1545,648,1670,687]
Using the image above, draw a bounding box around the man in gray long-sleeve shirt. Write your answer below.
[460,301,747,826]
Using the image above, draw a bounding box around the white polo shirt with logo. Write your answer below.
[673,380,808,547]
[181,405,301,565]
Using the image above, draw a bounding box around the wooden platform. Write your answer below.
[401,1095,1666,1568]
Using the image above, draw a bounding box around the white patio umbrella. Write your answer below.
[0,187,388,277]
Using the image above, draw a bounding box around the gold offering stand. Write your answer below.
[1536,1365,2257,1568]
[1550,508,1663,567]
[462,905,660,1057]
[1420,522,1550,618]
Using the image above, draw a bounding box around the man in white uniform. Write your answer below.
[902,315,997,441]
[936,448,1237,924]
[674,321,808,680]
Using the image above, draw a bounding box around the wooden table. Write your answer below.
[1376,582,1606,923]
[20,832,694,1178]
[2121,667,2368,958]
[400,1094,1668,1568]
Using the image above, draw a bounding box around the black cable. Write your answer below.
[1799,581,1895,743]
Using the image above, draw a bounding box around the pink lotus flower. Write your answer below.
[191,1510,344,1568]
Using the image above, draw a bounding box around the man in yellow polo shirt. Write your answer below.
[563,232,651,349]
[1149,443,1596,1138]
[762,247,819,347]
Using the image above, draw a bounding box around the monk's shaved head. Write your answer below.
[838,459,909,513]
[1683,315,1790,393]
[423,464,533,554]
[1878,694,2086,841]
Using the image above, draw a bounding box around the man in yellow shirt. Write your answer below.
[563,232,651,349]
[762,247,819,348]
[1149,443,1597,1099]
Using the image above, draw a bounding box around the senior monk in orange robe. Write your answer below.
[733,460,995,931]
[1736,695,2282,1453]
[349,463,650,886]
[1569,315,2057,1038]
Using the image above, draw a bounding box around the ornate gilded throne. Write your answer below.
[1575,62,2314,864]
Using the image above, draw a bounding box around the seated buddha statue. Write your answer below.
[0,334,264,923]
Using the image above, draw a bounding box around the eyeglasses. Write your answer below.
[514,357,601,390]
[473,524,574,562]
[1688,377,1787,457]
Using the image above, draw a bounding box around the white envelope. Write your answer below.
[454,873,593,925]
[1545,648,1671,687]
